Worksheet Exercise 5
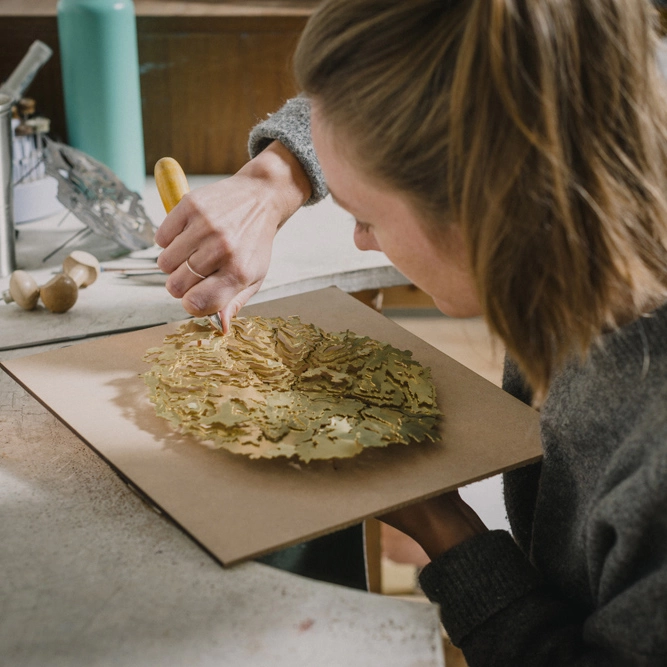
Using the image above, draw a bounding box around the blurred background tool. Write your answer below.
[2,250,100,314]
[2,269,39,310]
[43,138,155,253]
[0,40,52,105]
[12,98,63,225]
[0,39,54,276]
[0,93,13,278]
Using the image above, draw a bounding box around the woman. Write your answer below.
[156,1,667,663]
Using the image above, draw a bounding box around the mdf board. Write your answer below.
[1,288,542,566]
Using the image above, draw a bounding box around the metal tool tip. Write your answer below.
[208,313,223,332]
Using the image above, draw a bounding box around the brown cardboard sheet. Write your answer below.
[1,287,542,566]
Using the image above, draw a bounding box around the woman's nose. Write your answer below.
[353,221,381,252]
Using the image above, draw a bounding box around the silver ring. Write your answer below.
[185,258,207,280]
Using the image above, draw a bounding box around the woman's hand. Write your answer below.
[379,491,488,561]
[154,141,311,331]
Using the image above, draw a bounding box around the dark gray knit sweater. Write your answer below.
[249,99,667,666]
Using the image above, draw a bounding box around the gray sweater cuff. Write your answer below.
[248,96,328,207]
[418,530,542,646]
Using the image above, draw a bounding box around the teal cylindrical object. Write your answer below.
[57,0,145,193]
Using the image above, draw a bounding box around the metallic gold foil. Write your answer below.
[142,316,440,462]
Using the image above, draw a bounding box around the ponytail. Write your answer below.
[296,0,667,397]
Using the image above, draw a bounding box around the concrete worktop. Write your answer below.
[1,176,408,351]
[0,353,443,666]
[0,181,442,666]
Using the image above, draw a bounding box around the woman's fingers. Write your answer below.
[154,143,311,320]
[179,269,264,320]
[154,195,189,249]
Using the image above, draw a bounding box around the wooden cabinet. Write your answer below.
[3,2,666,176]
[0,1,318,174]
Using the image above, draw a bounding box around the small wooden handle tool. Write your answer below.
[154,157,223,332]
[155,157,189,214]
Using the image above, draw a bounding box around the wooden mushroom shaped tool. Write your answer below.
[63,250,100,288]
[40,273,78,313]
[1,251,99,315]
[2,270,40,310]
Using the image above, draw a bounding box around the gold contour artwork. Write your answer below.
[142,316,441,462]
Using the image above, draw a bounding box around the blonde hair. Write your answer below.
[295,0,667,397]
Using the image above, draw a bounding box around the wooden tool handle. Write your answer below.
[155,157,190,213]
[153,156,225,332]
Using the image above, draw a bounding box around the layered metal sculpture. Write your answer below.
[143,316,441,462]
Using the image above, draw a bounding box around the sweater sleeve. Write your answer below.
[418,432,667,666]
[248,96,328,206]
[419,531,612,665]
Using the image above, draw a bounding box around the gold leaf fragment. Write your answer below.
[142,316,441,461]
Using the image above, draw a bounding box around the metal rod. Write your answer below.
[41,226,91,263]
[56,210,72,227]
[0,322,169,353]
[12,154,44,186]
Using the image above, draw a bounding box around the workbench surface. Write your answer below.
[1,176,408,352]
[0,180,442,667]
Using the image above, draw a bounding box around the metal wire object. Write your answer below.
[42,137,155,251]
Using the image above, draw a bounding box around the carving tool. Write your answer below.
[154,157,223,333]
